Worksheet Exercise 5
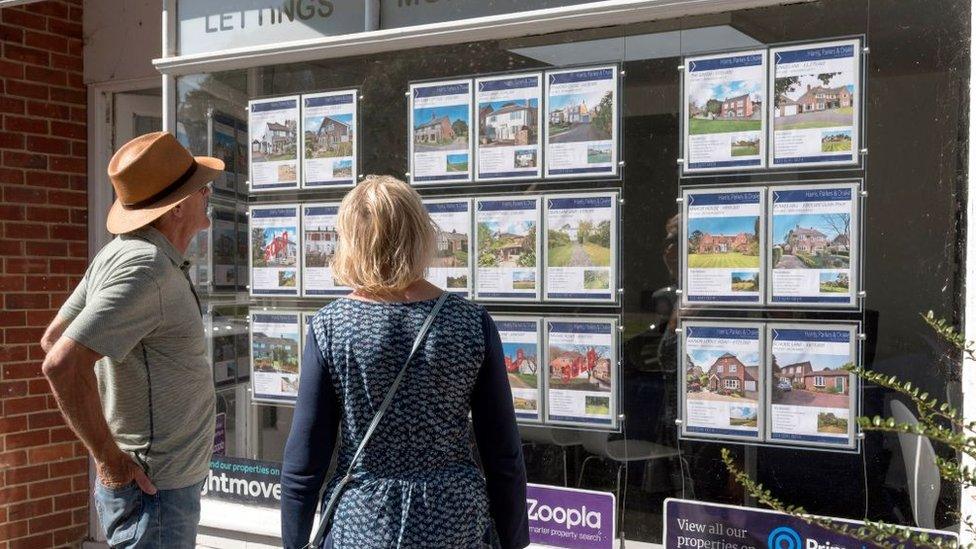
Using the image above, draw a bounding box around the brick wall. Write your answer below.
[0,1,90,548]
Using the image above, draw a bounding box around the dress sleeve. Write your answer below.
[470,311,530,549]
[280,324,341,549]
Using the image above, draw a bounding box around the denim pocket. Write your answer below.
[94,481,143,546]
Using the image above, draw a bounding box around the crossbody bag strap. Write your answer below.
[307,292,449,548]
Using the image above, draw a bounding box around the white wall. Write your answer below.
[83,0,160,84]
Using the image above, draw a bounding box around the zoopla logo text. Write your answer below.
[527,499,602,530]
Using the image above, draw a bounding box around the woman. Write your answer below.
[280,176,529,549]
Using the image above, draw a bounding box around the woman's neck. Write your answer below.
[348,279,443,303]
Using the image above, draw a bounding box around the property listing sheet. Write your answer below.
[681,322,763,441]
[209,111,240,197]
[770,184,858,306]
[474,196,542,301]
[544,66,618,178]
[770,39,860,167]
[475,73,543,181]
[494,316,543,422]
[424,198,472,297]
[236,208,249,292]
[767,324,857,448]
[211,204,237,291]
[409,79,473,184]
[683,50,767,172]
[250,312,302,404]
[544,193,618,302]
[248,96,300,191]
[301,203,348,297]
[545,318,617,428]
[302,90,357,188]
[249,205,300,297]
[682,187,765,306]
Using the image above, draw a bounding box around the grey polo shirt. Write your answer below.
[59,226,215,490]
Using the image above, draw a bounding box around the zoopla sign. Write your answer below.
[526,484,615,549]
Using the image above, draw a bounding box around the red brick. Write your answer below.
[5,462,49,484]
[0,167,25,184]
[0,345,28,362]
[50,225,85,241]
[2,395,46,414]
[30,509,74,533]
[0,276,26,292]
[28,477,71,500]
[69,208,87,225]
[28,442,76,464]
[5,258,48,274]
[0,132,26,149]
[52,524,87,546]
[49,427,75,443]
[47,190,85,207]
[3,150,47,169]
[0,203,23,219]
[32,2,70,20]
[25,241,67,257]
[71,140,86,158]
[68,241,87,257]
[25,308,55,325]
[47,17,82,39]
[3,184,47,203]
[0,379,28,399]
[49,53,82,74]
[26,275,67,291]
[67,71,83,88]
[3,44,50,66]
[49,86,85,105]
[49,156,85,174]
[4,222,45,239]
[8,499,52,522]
[10,533,53,549]
[0,239,24,256]
[0,23,25,43]
[25,64,66,86]
[2,9,47,31]
[4,79,48,100]
[24,172,71,190]
[50,121,85,140]
[4,115,47,134]
[0,450,29,468]
[26,101,70,119]
[5,293,49,309]
[24,29,68,53]
[48,457,86,479]
[28,378,50,394]
[5,327,46,345]
[69,106,85,122]
[0,519,29,543]
[48,258,85,273]
[0,95,26,114]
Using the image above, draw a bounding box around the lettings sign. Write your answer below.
[177,0,366,56]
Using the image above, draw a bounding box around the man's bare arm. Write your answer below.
[41,336,156,494]
[40,314,70,354]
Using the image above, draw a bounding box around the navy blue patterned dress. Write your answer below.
[280,295,529,549]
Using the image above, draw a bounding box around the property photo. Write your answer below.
[583,269,611,290]
[514,149,537,168]
[446,275,468,289]
[774,73,855,130]
[547,215,612,269]
[732,136,760,156]
[686,215,760,268]
[685,350,760,402]
[433,226,469,268]
[504,341,539,411]
[251,227,298,268]
[729,405,758,427]
[730,271,759,292]
[585,395,611,415]
[548,343,613,391]
[772,213,851,270]
[478,219,537,268]
[479,99,538,146]
[548,90,613,144]
[252,332,300,374]
[334,159,353,177]
[304,113,354,158]
[446,153,469,172]
[687,80,762,135]
[413,105,469,152]
[304,223,339,268]
[252,119,297,162]
[212,129,237,174]
[278,270,296,287]
[819,272,850,293]
[771,351,852,411]
[587,144,611,163]
[512,270,536,290]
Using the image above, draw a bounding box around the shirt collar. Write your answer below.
[131,226,190,269]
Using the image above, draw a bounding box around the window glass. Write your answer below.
[178,0,970,542]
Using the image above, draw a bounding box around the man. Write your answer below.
[40,132,224,547]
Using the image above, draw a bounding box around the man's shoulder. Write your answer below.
[90,235,171,278]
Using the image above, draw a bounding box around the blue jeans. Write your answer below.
[93,480,202,548]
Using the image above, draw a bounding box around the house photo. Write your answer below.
[252,119,298,162]
[686,79,763,135]
[548,89,613,144]
[479,99,538,146]
[433,227,468,268]
[305,113,354,158]
[686,214,761,269]
[772,212,851,270]
[685,351,760,401]
[478,219,536,269]
[252,332,300,374]
[413,104,469,151]
[774,73,855,131]
[771,350,852,410]
[548,344,612,391]
[304,224,339,268]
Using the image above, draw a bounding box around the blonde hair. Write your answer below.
[331,175,436,295]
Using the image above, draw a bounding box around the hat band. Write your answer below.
[122,161,199,210]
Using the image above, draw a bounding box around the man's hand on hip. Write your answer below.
[97,450,158,494]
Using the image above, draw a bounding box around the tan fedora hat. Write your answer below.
[105,132,225,234]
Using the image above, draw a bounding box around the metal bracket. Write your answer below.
[675,197,684,204]
[676,65,684,72]
[857,333,867,341]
